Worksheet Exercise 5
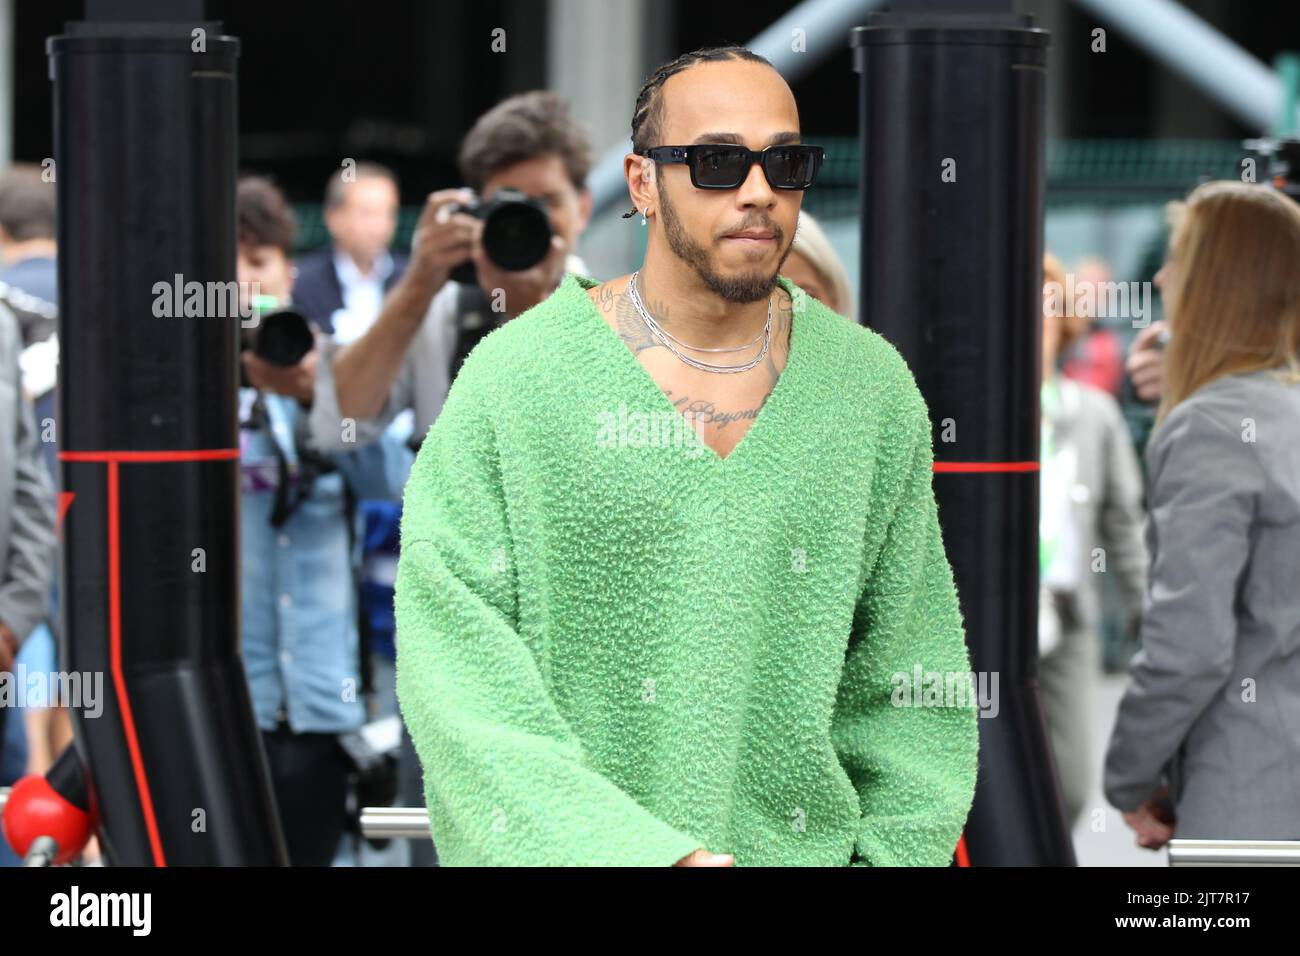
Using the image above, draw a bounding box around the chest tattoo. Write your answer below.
[591,284,795,397]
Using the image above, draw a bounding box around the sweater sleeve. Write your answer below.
[393,372,705,867]
[833,376,980,866]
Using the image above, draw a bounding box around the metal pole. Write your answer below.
[0,0,12,168]
[22,836,58,867]
[360,807,431,840]
[1168,839,1300,867]
[50,0,286,866]
[854,2,1073,865]
[1276,53,1300,137]
[1072,0,1296,133]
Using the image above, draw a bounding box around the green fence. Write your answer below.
[291,138,1256,252]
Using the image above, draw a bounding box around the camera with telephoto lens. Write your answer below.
[239,295,315,388]
[446,187,553,286]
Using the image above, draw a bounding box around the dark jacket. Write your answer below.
[291,247,408,334]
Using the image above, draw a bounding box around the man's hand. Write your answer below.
[1122,785,1176,850]
[1126,320,1168,403]
[330,190,477,422]
[473,231,569,321]
[673,848,734,867]
[408,188,479,292]
[242,349,318,405]
[0,623,18,673]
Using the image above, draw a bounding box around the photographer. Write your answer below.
[310,90,593,452]
[236,176,412,866]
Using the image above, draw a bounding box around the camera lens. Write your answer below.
[253,308,315,367]
[482,200,552,271]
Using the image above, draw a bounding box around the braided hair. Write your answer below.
[622,45,775,219]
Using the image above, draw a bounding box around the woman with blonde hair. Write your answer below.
[1105,181,1300,848]
[782,210,855,320]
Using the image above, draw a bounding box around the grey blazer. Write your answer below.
[1104,367,1300,839]
[0,303,56,644]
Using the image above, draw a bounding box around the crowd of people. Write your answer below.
[1036,180,1300,846]
[2,48,1299,865]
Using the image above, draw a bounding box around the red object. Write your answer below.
[1,774,94,865]
[933,461,1039,473]
[1063,328,1124,397]
[52,447,236,866]
[59,448,240,463]
[57,491,75,531]
[955,833,971,867]
[106,461,166,865]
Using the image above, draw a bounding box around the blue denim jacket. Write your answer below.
[239,387,412,734]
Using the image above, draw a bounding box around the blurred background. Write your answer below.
[1,0,1297,868]
[5,0,1296,289]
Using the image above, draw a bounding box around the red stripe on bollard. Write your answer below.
[59,448,241,864]
[106,461,167,867]
[60,449,240,463]
[933,461,1040,473]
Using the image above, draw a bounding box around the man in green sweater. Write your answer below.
[395,45,980,866]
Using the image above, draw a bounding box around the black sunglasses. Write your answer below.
[644,143,826,190]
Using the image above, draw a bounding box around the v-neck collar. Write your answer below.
[562,271,810,468]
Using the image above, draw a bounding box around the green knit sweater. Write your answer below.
[394,272,979,866]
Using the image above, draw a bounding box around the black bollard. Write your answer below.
[852,1,1076,865]
[50,0,287,865]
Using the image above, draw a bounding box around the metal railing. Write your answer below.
[11,786,1300,863]
[1167,839,1300,866]
[359,806,431,840]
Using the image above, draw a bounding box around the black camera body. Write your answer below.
[239,304,315,388]
[446,187,552,286]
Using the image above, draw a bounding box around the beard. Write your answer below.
[657,176,791,304]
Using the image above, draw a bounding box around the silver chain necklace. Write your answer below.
[627,270,772,374]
